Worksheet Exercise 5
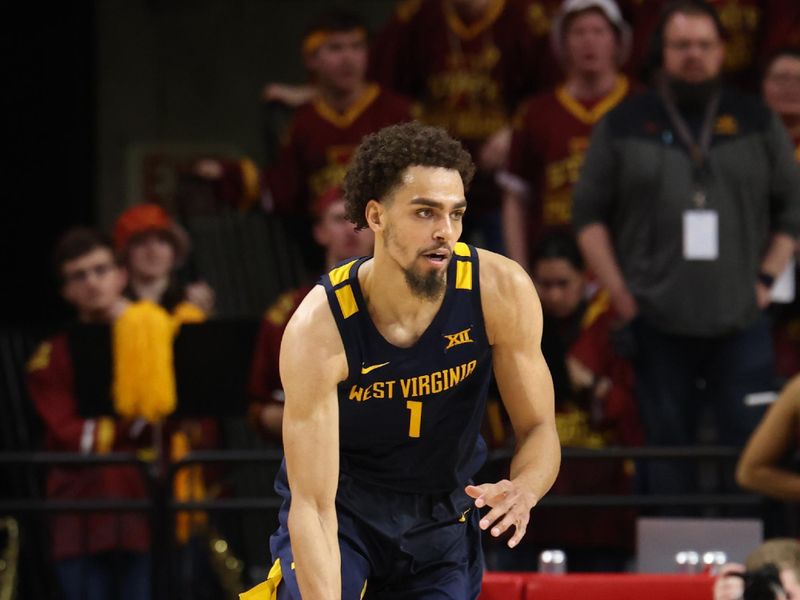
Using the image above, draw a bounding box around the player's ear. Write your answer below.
[365,199,383,233]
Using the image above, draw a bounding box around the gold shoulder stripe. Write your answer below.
[336,284,359,318]
[329,259,359,287]
[27,342,52,373]
[454,242,471,257]
[456,260,473,290]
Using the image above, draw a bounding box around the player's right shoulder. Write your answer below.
[280,286,349,392]
[476,249,541,346]
[477,248,532,292]
[284,286,346,362]
[283,285,336,342]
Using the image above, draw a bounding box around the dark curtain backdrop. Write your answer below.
[4,1,95,329]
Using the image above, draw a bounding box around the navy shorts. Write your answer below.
[268,464,484,599]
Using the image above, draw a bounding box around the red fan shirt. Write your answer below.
[267,84,413,216]
[26,334,150,561]
[370,0,551,154]
[507,75,635,244]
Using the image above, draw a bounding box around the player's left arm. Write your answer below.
[466,250,561,548]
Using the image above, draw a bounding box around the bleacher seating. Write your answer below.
[479,571,526,600]
[480,572,715,600]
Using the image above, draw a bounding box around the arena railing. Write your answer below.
[0,446,762,599]
[0,445,761,512]
[163,446,761,510]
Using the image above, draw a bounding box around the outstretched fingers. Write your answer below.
[466,480,535,548]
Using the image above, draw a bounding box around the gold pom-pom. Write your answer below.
[112,301,178,422]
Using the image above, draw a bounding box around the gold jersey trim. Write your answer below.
[581,289,611,330]
[238,557,283,599]
[454,241,471,257]
[95,417,116,454]
[335,285,359,319]
[555,75,629,126]
[26,341,52,373]
[313,84,381,129]
[329,259,361,319]
[329,259,359,286]
[455,259,473,290]
[443,0,506,41]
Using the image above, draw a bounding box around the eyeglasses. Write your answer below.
[63,263,115,285]
[664,39,720,53]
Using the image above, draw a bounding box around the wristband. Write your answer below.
[757,270,775,288]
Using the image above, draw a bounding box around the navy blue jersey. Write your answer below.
[320,242,492,494]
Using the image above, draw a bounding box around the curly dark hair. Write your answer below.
[343,121,475,229]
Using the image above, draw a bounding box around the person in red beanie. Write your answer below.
[248,186,374,440]
[113,203,215,315]
[113,202,222,598]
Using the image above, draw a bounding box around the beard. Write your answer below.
[667,74,722,111]
[384,224,447,301]
[402,264,446,301]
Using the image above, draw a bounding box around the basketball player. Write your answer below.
[242,122,560,599]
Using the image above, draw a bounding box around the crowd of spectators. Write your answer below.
[15,0,800,598]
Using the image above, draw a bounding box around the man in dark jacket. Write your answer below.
[573,0,800,498]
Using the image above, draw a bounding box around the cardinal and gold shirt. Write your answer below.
[506,75,635,241]
[267,84,413,216]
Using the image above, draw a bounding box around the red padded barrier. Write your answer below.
[479,572,526,600]
[523,573,714,600]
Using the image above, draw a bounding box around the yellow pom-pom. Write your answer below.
[112,301,178,422]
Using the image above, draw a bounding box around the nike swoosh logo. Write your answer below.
[361,361,390,375]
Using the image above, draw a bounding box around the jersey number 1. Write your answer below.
[406,401,422,438]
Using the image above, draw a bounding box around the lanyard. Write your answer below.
[659,80,720,207]
[659,80,720,167]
